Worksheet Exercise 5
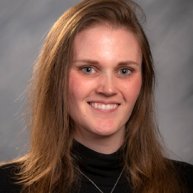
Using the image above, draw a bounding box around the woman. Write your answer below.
[0,0,192,193]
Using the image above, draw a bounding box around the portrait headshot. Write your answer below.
[0,0,193,193]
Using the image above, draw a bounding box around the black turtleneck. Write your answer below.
[71,141,132,193]
[0,141,193,193]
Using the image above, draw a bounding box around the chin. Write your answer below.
[91,125,123,137]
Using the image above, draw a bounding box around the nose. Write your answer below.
[96,72,117,96]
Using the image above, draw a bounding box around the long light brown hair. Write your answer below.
[14,0,183,192]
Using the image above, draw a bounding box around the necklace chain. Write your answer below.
[78,168,124,193]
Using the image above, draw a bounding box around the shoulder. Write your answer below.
[172,160,193,180]
[171,160,193,192]
[0,163,22,193]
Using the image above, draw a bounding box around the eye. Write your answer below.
[118,67,133,76]
[80,66,96,74]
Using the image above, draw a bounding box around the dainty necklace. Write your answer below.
[78,168,124,193]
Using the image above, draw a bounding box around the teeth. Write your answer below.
[90,102,118,110]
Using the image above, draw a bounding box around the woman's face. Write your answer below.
[68,24,142,151]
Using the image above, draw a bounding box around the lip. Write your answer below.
[87,101,120,112]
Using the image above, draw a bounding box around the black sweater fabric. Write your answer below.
[71,141,131,193]
[0,141,193,193]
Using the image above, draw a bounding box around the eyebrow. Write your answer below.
[73,59,99,65]
[72,59,141,67]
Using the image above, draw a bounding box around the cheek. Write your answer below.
[133,77,142,96]
[123,76,142,101]
[68,69,99,99]
[68,71,82,103]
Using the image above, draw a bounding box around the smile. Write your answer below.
[88,102,119,111]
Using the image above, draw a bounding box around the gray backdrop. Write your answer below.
[0,0,192,164]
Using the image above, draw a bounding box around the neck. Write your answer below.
[74,134,124,154]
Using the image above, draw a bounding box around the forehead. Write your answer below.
[73,22,141,49]
[80,21,141,41]
[72,23,142,65]
[76,22,140,42]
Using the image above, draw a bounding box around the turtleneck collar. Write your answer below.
[72,140,125,185]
